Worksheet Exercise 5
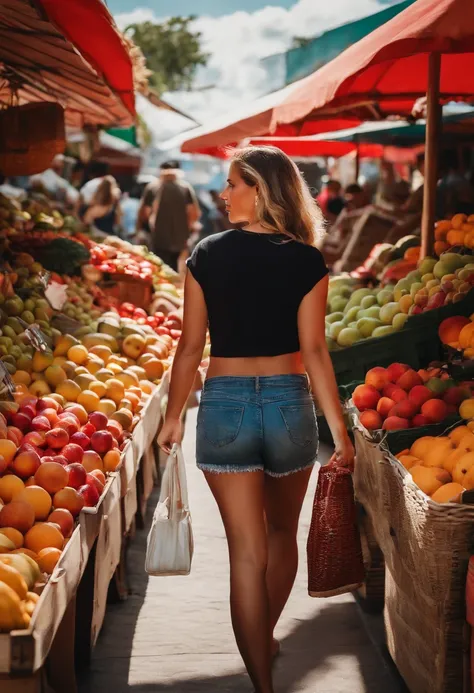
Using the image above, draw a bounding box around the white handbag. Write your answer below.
[145,444,194,576]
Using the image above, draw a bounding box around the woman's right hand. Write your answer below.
[329,433,355,471]
[157,417,184,454]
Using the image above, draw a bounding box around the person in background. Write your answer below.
[29,154,79,206]
[343,183,369,211]
[137,160,200,271]
[317,179,345,223]
[79,175,122,236]
[210,189,233,233]
[375,161,410,209]
[0,174,25,200]
[120,181,142,240]
[78,161,110,208]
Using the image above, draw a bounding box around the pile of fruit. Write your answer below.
[434,213,474,255]
[394,422,474,503]
[326,252,474,350]
[439,315,474,359]
[114,303,182,340]
[353,363,473,431]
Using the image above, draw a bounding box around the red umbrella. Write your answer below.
[272,0,474,128]
[247,138,384,159]
[270,0,474,256]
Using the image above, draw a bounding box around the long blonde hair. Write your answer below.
[231,146,325,245]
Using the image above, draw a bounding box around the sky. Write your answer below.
[112,0,403,134]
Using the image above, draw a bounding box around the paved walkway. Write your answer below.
[80,408,404,693]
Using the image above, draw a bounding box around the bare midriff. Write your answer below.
[206,351,306,378]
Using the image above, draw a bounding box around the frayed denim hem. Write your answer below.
[197,464,263,474]
[264,459,316,478]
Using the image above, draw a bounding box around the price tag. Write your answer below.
[38,271,52,290]
[0,361,16,399]
[45,281,68,310]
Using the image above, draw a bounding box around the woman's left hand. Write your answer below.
[329,434,355,471]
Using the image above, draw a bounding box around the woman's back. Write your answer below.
[187,229,327,359]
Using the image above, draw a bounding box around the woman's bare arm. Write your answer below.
[165,271,208,421]
[298,275,354,465]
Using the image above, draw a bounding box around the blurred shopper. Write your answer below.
[375,161,410,209]
[317,179,345,223]
[120,181,142,240]
[79,175,122,236]
[30,154,79,205]
[158,146,354,693]
[137,160,200,271]
[78,161,110,206]
[210,189,233,232]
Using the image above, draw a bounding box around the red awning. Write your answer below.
[272,0,474,130]
[180,81,361,154]
[38,0,135,116]
[246,138,384,159]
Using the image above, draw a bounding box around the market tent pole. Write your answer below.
[420,52,441,258]
[355,137,360,182]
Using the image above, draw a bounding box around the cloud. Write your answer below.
[115,0,389,129]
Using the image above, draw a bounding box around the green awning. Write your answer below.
[285,0,416,85]
[106,126,138,147]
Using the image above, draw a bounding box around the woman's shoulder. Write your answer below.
[194,229,240,253]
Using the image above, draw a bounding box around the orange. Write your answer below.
[37,547,62,575]
[143,359,164,381]
[24,523,64,554]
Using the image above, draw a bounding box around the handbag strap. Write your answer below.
[170,444,190,513]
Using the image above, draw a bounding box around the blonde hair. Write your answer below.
[92,175,118,207]
[231,146,325,245]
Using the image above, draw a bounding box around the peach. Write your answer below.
[105,379,125,406]
[30,416,50,432]
[88,412,108,431]
[376,397,395,419]
[67,344,89,365]
[63,404,88,426]
[0,527,24,549]
[40,408,59,426]
[0,500,35,533]
[422,437,453,468]
[0,455,7,475]
[34,462,68,494]
[6,428,23,447]
[396,369,423,391]
[61,444,84,464]
[421,399,449,424]
[90,431,113,454]
[45,428,69,450]
[410,436,436,460]
[382,416,410,431]
[444,386,469,407]
[409,385,434,409]
[81,450,103,473]
[57,413,80,434]
[449,426,473,445]
[106,420,123,441]
[36,397,60,413]
[444,448,466,474]
[78,483,100,508]
[412,414,431,427]
[353,384,380,412]
[411,465,451,496]
[0,475,24,503]
[390,387,408,403]
[397,455,421,470]
[460,399,474,420]
[89,469,106,486]
[86,473,104,496]
[453,452,474,487]
[97,399,117,416]
[389,399,419,420]
[359,410,383,431]
[0,439,18,464]
[11,412,32,432]
[76,390,101,414]
[56,380,81,402]
[48,509,74,538]
[25,522,63,554]
[365,367,390,391]
[431,482,464,503]
[53,487,84,517]
[37,547,62,575]
[386,363,410,383]
[65,463,87,490]
[15,485,52,521]
[11,450,41,479]
[69,432,90,450]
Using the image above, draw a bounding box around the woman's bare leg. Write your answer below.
[204,470,274,693]
[264,467,313,650]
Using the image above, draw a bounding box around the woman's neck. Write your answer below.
[242,221,275,234]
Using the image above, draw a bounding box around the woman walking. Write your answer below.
[158,146,354,693]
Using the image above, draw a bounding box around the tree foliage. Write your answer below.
[125,17,208,93]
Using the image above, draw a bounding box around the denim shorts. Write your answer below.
[196,375,319,477]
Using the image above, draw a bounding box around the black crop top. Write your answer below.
[186,229,328,358]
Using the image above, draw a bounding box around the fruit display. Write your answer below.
[353,363,473,431]
[393,422,474,502]
[434,213,474,254]
[439,314,474,359]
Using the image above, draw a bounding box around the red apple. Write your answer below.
[66,463,87,490]
[31,415,51,432]
[88,412,108,431]
[11,450,41,478]
[90,431,113,454]
[45,428,69,449]
[78,483,100,508]
[70,432,91,450]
